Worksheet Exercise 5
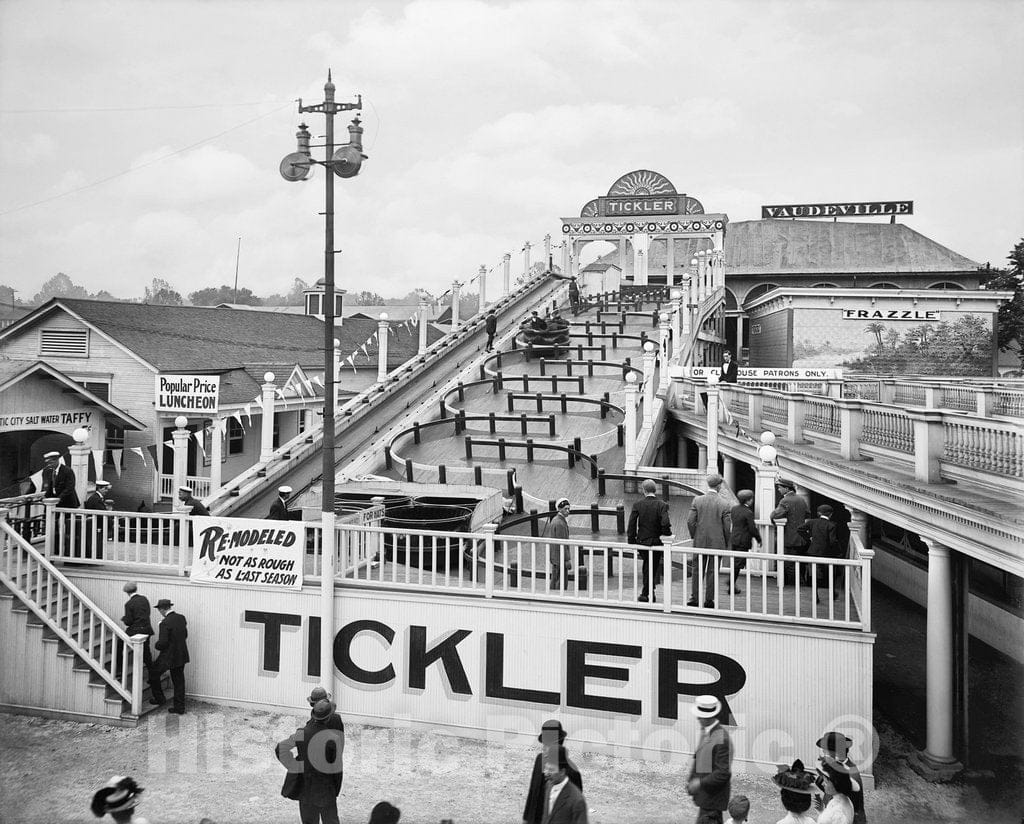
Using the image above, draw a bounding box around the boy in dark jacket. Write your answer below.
[727,489,760,595]
[799,504,842,602]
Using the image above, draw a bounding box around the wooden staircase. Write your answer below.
[0,518,167,726]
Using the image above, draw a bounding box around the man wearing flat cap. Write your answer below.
[686,694,732,824]
[523,720,583,824]
[177,485,210,517]
[153,598,189,713]
[269,486,294,520]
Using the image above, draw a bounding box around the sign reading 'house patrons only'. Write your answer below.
[190,516,304,589]
[155,374,220,414]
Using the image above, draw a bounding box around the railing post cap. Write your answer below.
[480,523,498,534]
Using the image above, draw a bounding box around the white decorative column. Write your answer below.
[543,233,551,263]
[681,276,692,337]
[450,281,462,329]
[848,507,869,548]
[418,298,429,355]
[209,417,223,493]
[643,341,657,429]
[909,539,964,781]
[559,245,569,286]
[260,372,277,462]
[503,252,512,295]
[754,434,779,555]
[697,444,708,473]
[734,316,743,355]
[523,241,532,280]
[619,238,628,273]
[478,265,487,313]
[632,232,651,285]
[624,372,638,471]
[172,415,190,511]
[666,236,675,286]
[377,313,390,382]
[69,428,91,507]
[659,315,672,392]
[705,373,720,474]
[723,455,736,491]
[670,288,683,348]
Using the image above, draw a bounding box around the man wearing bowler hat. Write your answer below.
[523,720,583,824]
[817,730,866,823]
[686,695,732,824]
[306,686,345,734]
[277,697,344,824]
[268,485,294,520]
[153,598,189,713]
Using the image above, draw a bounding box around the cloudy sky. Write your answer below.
[1,0,1021,303]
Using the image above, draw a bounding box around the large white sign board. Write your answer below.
[190,516,304,589]
[155,374,220,414]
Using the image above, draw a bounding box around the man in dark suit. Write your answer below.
[627,479,673,603]
[485,309,498,351]
[538,746,587,824]
[523,720,583,824]
[83,479,110,559]
[771,479,810,584]
[686,695,732,824]
[42,450,79,556]
[276,698,344,824]
[177,486,210,517]
[728,489,760,595]
[153,598,189,714]
[120,581,156,689]
[719,350,738,383]
[268,486,293,520]
[801,504,842,602]
[686,474,732,608]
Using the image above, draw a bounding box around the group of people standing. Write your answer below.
[119,582,190,715]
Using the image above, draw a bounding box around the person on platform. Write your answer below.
[686,694,732,824]
[800,504,842,602]
[686,474,732,608]
[153,598,189,714]
[485,308,498,351]
[276,698,345,824]
[119,582,156,692]
[528,310,548,332]
[83,479,111,559]
[542,498,572,590]
[90,775,149,823]
[720,350,738,383]
[42,450,79,555]
[771,479,810,584]
[627,478,673,603]
[523,720,584,824]
[536,745,588,824]
[727,489,760,595]
[816,731,866,823]
[568,278,581,314]
[268,486,293,520]
[771,759,818,824]
[177,485,210,517]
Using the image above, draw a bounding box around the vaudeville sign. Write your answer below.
[761,201,913,219]
[155,374,220,414]
[191,516,304,589]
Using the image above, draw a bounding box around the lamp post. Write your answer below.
[281,72,366,697]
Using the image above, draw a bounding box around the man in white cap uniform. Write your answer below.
[268,485,294,520]
[83,479,112,559]
[176,485,209,517]
[685,694,732,824]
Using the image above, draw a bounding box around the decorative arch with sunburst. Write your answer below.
[580,199,600,218]
[607,170,677,197]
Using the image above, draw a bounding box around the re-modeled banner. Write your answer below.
[190,516,304,589]
[682,367,844,380]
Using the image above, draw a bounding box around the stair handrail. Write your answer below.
[0,513,144,716]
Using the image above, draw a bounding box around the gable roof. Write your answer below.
[0,361,146,430]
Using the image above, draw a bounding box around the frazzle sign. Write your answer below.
[155,374,220,414]
[190,516,304,589]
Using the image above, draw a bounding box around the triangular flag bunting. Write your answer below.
[111,450,123,477]
[130,446,146,467]
[146,444,160,469]
[30,469,44,491]
[92,449,105,476]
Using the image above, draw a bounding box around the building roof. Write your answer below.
[724,220,980,275]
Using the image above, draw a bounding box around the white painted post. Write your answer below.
[848,507,869,550]
[321,510,336,700]
[130,635,145,716]
[260,373,277,462]
[503,253,512,295]
[643,342,657,429]
[787,393,807,444]
[172,416,190,512]
[523,241,532,281]
[42,498,58,558]
[836,399,864,460]
[68,431,91,508]
[659,314,672,392]
[377,313,390,382]
[697,444,708,473]
[670,288,683,350]
[543,233,551,263]
[723,455,736,491]
[705,375,720,474]
[450,281,462,329]
[682,275,693,337]
[478,265,487,313]
[481,522,497,598]
[624,373,639,471]
[418,299,429,355]
[907,409,945,483]
[209,417,223,494]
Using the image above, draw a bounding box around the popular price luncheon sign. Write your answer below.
[155,374,220,414]
[190,516,304,589]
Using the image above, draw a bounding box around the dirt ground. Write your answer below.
[1,704,1021,824]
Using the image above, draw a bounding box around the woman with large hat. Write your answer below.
[90,776,149,823]
[771,759,818,824]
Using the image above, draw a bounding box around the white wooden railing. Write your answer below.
[159,474,212,500]
[0,512,144,716]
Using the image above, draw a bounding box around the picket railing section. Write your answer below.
[0,513,143,716]
[0,493,47,542]
[942,416,1024,478]
[159,474,212,500]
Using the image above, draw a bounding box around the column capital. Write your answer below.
[920,536,950,556]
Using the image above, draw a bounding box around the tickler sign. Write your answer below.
[155,374,220,414]
[191,516,304,589]
[242,612,748,722]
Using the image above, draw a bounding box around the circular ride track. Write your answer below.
[380,291,702,603]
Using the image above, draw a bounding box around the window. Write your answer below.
[306,293,323,316]
[227,418,245,455]
[40,328,89,357]
[79,380,110,402]
[272,415,280,449]
[104,423,125,466]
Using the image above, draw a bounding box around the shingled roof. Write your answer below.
[595,220,980,276]
[15,299,444,373]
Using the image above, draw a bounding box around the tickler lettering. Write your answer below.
[242,612,748,721]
